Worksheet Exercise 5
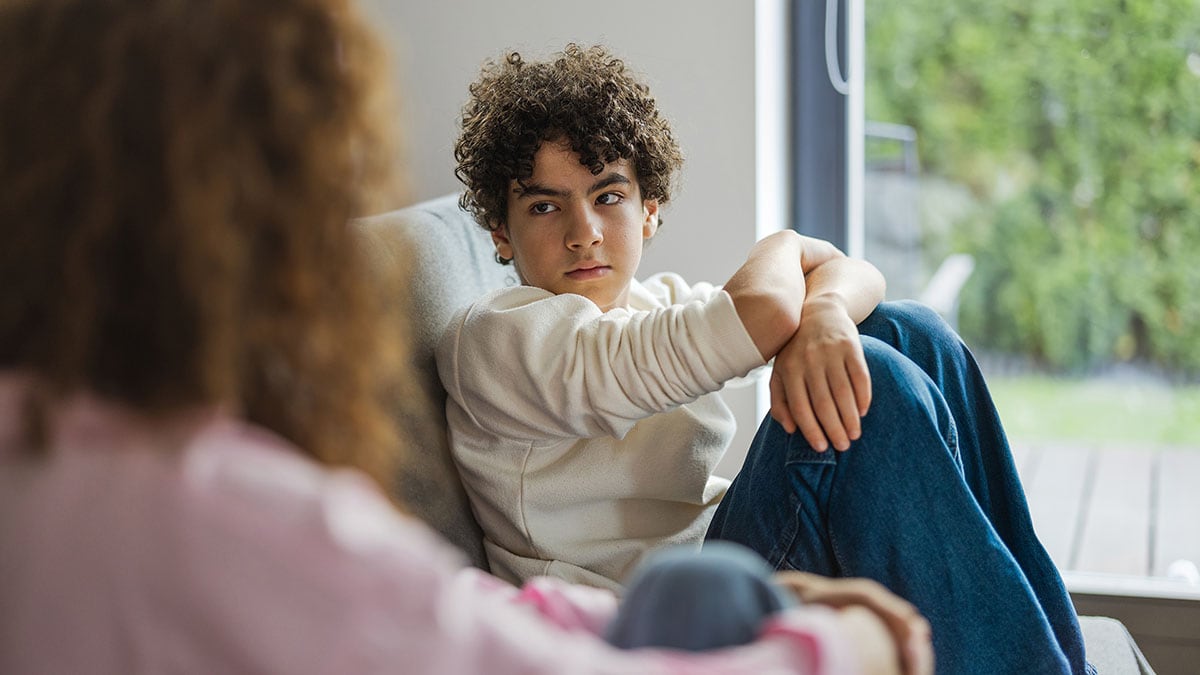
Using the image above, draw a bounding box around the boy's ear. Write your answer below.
[642,199,660,240]
[491,224,514,261]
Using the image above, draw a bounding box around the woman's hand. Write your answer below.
[773,571,933,675]
[769,296,871,451]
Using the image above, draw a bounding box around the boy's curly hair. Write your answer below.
[455,44,683,237]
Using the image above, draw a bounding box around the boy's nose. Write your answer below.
[566,209,603,249]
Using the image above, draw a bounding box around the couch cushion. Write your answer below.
[356,194,516,569]
[1079,616,1157,674]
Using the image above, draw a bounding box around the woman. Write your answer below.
[0,1,927,673]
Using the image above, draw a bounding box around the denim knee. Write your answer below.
[857,335,960,460]
[871,298,943,325]
[859,334,934,400]
[860,300,974,387]
[862,299,959,346]
[777,335,952,463]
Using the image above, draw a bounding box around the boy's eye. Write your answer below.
[530,202,559,215]
[596,192,623,206]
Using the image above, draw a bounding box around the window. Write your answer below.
[791,0,1200,587]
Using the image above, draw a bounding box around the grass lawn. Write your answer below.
[986,374,1200,447]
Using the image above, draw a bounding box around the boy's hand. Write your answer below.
[773,571,934,675]
[768,297,871,451]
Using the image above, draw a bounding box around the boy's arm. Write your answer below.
[438,287,766,441]
[724,230,885,452]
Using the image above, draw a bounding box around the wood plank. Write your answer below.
[1075,448,1153,575]
[1021,444,1091,571]
[1154,450,1200,578]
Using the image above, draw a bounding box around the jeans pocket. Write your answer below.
[781,432,839,466]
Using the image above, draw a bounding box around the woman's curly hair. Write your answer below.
[0,0,407,489]
[454,44,683,244]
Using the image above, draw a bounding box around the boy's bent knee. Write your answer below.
[867,300,951,336]
[860,336,929,392]
[860,300,965,359]
[881,298,943,324]
[859,337,954,442]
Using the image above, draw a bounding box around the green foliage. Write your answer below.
[988,374,1200,445]
[867,0,1200,373]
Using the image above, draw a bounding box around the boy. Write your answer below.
[439,44,1090,674]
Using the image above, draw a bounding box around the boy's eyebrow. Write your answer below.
[513,172,633,199]
[589,173,632,193]
[512,183,567,199]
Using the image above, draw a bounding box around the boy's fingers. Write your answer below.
[849,353,872,417]
[768,372,797,434]
[805,373,849,451]
[827,366,861,442]
[787,378,828,452]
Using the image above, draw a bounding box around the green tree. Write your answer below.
[867,0,1200,373]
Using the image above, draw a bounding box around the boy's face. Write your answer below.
[494,141,658,312]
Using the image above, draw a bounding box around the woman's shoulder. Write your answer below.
[183,418,459,566]
[1,391,470,672]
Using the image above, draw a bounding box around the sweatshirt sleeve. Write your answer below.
[436,286,765,441]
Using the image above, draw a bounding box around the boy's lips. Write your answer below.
[566,263,610,280]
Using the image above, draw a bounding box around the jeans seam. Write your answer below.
[767,491,804,570]
[821,460,848,578]
[776,458,836,574]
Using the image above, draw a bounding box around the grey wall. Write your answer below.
[364,0,764,477]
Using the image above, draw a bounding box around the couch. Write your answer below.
[356,193,1156,674]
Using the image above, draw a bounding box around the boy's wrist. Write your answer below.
[801,292,850,320]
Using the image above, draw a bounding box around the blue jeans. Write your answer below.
[706,301,1091,675]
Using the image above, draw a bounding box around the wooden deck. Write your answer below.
[1011,442,1200,674]
[1012,442,1200,578]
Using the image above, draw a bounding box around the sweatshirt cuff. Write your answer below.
[689,290,769,383]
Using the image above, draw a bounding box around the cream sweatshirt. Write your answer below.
[437,274,766,592]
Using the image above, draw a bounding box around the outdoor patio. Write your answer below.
[1012,442,1200,674]
[1013,442,1200,578]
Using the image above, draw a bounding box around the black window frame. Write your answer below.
[790,0,848,249]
